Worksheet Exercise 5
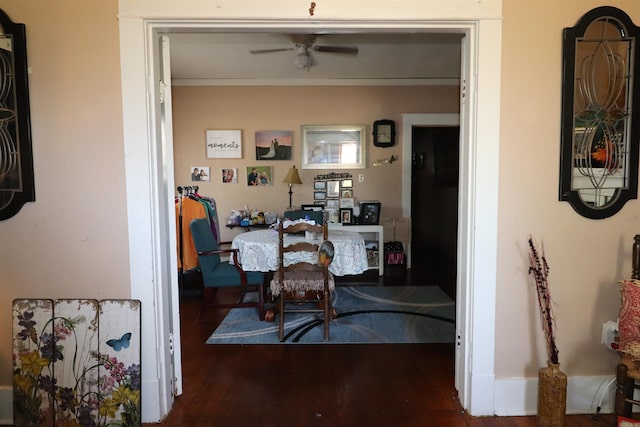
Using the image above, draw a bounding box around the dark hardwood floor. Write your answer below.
[147,269,616,426]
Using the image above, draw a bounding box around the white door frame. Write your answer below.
[119,16,501,423]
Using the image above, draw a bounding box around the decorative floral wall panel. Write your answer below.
[12,299,141,427]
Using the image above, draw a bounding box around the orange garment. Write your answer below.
[176,197,206,271]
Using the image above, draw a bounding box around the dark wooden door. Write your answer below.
[411,126,459,298]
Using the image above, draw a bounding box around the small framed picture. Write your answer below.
[341,189,353,198]
[359,202,381,225]
[327,180,340,198]
[191,166,210,182]
[314,191,326,200]
[314,181,327,191]
[326,199,339,209]
[341,179,353,188]
[340,198,354,208]
[339,208,353,224]
[314,201,326,207]
[246,166,272,186]
[221,168,237,184]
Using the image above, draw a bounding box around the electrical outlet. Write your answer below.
[359,174,365,182]
[601,320,619,351]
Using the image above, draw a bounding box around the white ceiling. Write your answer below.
[169,32,463,86]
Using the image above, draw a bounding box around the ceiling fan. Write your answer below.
[249,35,358,70]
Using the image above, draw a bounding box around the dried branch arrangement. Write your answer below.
[528,236,559,365]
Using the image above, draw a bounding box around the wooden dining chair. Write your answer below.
[190,217,265,321]
[270,220,335,341]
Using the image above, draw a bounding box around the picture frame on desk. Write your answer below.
[359,202,381,225]
[339,208,353,224]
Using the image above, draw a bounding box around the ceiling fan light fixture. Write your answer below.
[294,52,311,70]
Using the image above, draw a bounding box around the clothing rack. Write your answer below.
[176,186,198,293]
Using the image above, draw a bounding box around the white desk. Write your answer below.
[329,224,384,276]
[230,228,369,276]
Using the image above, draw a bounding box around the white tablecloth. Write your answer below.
[230,228,368,276]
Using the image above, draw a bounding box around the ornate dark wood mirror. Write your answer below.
[559,6,640,219]
[0,9,34,220]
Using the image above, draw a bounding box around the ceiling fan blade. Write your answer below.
[249,48,295,54]
[312,45,359,55]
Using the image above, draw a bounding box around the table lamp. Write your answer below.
[283,165,303,208]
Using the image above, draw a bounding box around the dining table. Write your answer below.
[229,227,369,276]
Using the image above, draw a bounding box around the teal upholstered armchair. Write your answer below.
[189,217,265,320]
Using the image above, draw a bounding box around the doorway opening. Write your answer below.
[410,126,459,299]
[119,15,503,419]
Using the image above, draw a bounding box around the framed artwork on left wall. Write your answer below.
[206,129,242,158]
[190,166,210,182]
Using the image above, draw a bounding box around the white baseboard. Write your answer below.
[494,375,616,416]
[0,386,12,425]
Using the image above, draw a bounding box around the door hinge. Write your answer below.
[461,79,466,101]
[168,332,174,355]
[159,80,166,104]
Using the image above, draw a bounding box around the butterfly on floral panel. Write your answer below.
[106,332,132,351]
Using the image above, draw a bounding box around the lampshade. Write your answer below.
[283,166,303,185]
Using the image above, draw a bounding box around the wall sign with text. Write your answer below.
[206,129,242,158]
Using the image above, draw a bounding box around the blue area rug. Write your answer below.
[206,286,455,344]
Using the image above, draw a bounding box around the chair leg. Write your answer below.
[278,292,285,342]
[323,286,331,341]
[257,283,265,321]
[616,362,634,419]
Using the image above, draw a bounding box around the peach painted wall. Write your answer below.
[172,85,459,243]
[496,0,640,378]
[0,0,130,388]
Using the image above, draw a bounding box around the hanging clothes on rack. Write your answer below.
[175,186,221,273]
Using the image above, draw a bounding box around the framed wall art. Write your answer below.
[327,180,340,198]
[255,130,293,160]
[246,166,272,186]
[190,166,210,182]
[326,199,339,210]
[314,181,326,191]
[206,129,242,158]
[222,168,237,183]
[314,191,326,200]
[301,125,366,169]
